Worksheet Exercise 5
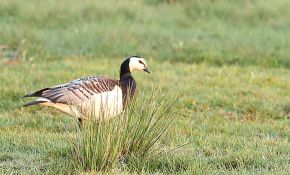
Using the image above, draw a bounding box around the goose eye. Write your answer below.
[138,60,143,64]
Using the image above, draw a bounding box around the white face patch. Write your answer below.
[129,57,148,72]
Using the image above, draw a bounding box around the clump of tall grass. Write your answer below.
[71,87,181,172]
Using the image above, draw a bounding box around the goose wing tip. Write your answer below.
[22,93,33,98]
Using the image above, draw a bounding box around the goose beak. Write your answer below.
[143,67,150,74]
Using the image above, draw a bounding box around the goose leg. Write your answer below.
[78,118,83,128]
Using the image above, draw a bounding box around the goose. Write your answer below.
[23,56,150,122]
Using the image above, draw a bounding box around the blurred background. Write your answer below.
[1,0,289,67]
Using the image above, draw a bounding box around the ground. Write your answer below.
[0,0,289,174]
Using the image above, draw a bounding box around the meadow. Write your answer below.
[0,0,289,174]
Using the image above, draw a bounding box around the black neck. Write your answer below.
[120,58,131,79]
[119,58,137,107]
[120,70,131,79]
[120,73,134,82]
[119,72,136,106]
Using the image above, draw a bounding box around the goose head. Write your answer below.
[120,56,150,78]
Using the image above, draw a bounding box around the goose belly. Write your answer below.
[80,86,123,120]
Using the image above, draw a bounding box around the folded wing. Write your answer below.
[23,76,120,107]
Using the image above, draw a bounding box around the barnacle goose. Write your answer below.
[23,56,150,121]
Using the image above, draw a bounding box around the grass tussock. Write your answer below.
[71,87,181,172]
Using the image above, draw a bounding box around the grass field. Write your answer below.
[0,0,290,174]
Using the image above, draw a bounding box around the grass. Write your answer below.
[71,88,179,173]
[1,0,290,67]
[0,0,289,174]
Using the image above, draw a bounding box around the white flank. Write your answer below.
[79,85,123,120]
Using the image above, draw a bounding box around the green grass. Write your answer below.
[0,0,290,174]
[71,88,179,173]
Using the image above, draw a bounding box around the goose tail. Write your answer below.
[23,100,46,107]
[22,88,50,98]
[22,97,50,107]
